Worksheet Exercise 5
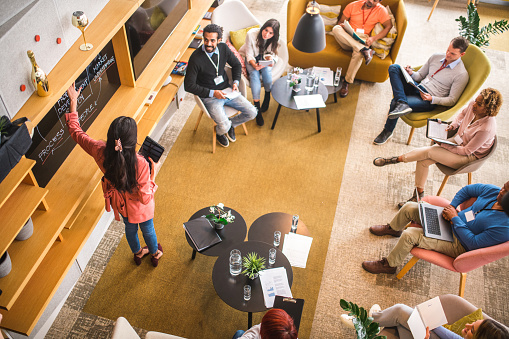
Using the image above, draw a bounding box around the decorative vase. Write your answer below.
[27,50,51,97]
[250,272,259,280]
[16,218,34,241]
[0,251,12,278]
[292,83,301,92]
[214,221,224,230]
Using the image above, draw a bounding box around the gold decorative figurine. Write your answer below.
[72,11,93,51]
[27,50,51,97]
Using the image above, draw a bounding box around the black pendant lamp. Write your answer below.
[292,1,326,53]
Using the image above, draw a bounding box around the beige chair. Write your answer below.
[436,136,497,196]
[193,66,249,153]
[112,316,186,339]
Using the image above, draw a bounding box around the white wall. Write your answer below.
[0,0,109,119]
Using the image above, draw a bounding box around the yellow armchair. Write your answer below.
[287,0,407,83]
[401,44,491,145]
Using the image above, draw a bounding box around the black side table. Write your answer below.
[185,207,247,259]
[248,212,310,248]
[212,241,293,328]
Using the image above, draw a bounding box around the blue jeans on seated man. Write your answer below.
[232,330,245,339]
[201,94,257,136]
[246,62,273,100]
[384,64,436,133]
[122,216,158,254]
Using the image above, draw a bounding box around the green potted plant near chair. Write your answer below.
[205,203,235,230]
[242,252,266,279]
[340,299,386,339]
[456,3,509,49]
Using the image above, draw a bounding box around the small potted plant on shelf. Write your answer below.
[242,252,266,279]
[340,299,386,339]
[205,203,235,230]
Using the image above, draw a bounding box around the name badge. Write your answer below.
[454,134,463,145]
[214,75,224,85]
[355,28,365,34]
[464,210,475,222]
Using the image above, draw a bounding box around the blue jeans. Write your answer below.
[122,216,159,255]
[246,61,273,100]
[201,94,257,135]
[232,330,245,339]
[384,64,436,133]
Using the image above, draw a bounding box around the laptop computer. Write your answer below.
[415,188,454,242]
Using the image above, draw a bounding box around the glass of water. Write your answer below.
[286,67,294,82]
[244,285,251,301]
[291,215,299,233]
[313,75,320,88]
[305,73,314,92]
[269,248,276,265]
[273,231,281,247]
[229,249,242,276]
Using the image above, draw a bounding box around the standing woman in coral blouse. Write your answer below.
[65,83,163,267]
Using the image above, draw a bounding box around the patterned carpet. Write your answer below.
[46,0,509,338]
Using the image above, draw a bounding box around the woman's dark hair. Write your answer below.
[257,19,280,56]
[260,309,298,339]
[475,319,509,339]
[103,116,139,193]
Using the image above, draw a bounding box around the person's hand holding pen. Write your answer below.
[404,65,414,75]
[67,82,82,112]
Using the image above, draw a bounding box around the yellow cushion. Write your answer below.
[308,2,341,33]
[443,309,484,336]
[370,6,397,59]
[230,25,260,51]
[150,6,167,30]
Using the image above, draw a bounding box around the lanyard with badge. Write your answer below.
[205,49,224,85]
[422,60,448,86]
[356,5,374,34]
[464,199,499,222]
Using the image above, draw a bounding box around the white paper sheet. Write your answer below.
[259,267,292,308]
[312,66,334,86]
[282,233,313,268]
[408,296,448,339]
[427,120,448,140]
[222,87,241,99]
[293,94,326,110]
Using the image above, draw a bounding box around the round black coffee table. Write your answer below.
[270,77,328,132]
[185,207,247,259]
[248,212,310,248]
[212,241,293,328]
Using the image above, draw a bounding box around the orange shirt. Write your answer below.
[343,0,390,34]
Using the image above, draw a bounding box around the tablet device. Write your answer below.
[139,136,164,170]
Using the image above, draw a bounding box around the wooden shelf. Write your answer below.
[0,184,48,263]
[0,158,36,209]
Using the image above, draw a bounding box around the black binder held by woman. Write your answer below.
[139,136,164,171]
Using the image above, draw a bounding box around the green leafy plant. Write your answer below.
[242,252,266,279]
[205,203,235,226]
[340,299,386,339]
[456,3,509,49]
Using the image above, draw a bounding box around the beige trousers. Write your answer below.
[331,25,369,83]
[402,145,477,189]
[386,202,466,267]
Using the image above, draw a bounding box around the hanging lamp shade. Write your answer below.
[292,2,326,53]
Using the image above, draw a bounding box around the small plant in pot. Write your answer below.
[205,203,235,230]
[340,299,386,339]
[242,252,266,279]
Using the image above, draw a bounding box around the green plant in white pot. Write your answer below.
[242,252,266,279]
[456,3,509,49]
[340,299,386,339]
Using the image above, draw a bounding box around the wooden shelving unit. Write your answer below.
[0,0,213,334]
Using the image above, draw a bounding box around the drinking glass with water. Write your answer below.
[229,249,242,276]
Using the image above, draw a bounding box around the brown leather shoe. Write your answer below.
[369,224,402,237]
[362,258,397,274]
[361,48,375,65]
[339,81,349,98]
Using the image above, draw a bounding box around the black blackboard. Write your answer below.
[26,41,121,187]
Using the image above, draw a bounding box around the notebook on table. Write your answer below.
[416,188,454,242]
[183,217,222,252]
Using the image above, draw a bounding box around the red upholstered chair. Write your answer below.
[396,196,509,297]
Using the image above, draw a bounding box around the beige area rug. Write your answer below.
[83,85,360,338]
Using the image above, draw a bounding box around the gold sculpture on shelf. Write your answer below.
[72,11,93,51]
[27,50,50,97]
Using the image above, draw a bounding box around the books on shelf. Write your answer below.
[203,11,212,20]
[195,29,204,39]
[193,24,201,35]
[183,217,222,252]
[171,61,188,76]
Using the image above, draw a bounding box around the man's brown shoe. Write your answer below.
[339,81,349,98]
[362,258,397,274]
[369,224,402,237]
[361,48,375,65]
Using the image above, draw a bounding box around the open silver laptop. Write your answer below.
[415,188,454,242]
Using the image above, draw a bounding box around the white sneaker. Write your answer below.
[368,304,382,318]
[340,314,355,329]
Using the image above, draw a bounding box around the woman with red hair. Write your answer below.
[232,309,298,339]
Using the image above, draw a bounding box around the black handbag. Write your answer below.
[0,116,32,183]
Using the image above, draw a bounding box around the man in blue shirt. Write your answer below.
[362,182,509,274]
